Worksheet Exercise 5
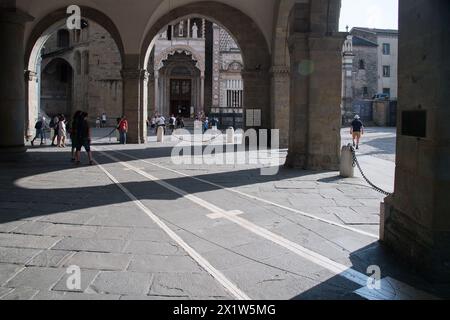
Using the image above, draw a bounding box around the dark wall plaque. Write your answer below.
[401,110,427,138]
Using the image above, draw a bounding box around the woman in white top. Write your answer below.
[58,116,67,147]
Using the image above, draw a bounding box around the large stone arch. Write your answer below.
[23,6,125,137]
[140,1,272,129]
[39,57,74,118]
[24,6,125,66]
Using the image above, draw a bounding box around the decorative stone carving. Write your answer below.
[343,35,353,54]
[178,20,184,37]
[270,65,290,79]
[154,46,205,72]
[192,22,198,39]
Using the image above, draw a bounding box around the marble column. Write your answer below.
[382,0,450,282]
[0,8,33,153]
[121,55,146,144]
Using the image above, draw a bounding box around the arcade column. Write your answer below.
[286,32,343,170]
[0,7,33,154]
[382,0,450,282]
[121,55,147,144]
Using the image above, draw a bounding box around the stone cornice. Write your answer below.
[270,65,290,77]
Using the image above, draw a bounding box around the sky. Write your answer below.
[339,0,399,31]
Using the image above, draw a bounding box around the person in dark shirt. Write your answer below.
[350,115,364,150]
[70,110,82,162]
[75,112,94,165]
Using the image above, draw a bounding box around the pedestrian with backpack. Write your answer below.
[31,117,46,146]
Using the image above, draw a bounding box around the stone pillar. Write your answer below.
[121,55,146,144]
[25,70,38,139]
[241,70,271,129]
[0,7,33,153]
[382,0,450,282]
[187,19,191,38]
[270,65,290,148]
[286,33,343,170]
[148,72,155,116]
[285,34,309,168]
[141,70,149,142]
[307,35,343,170]
[154,70,159,114]
[342,36,355,125]
[200,72,205,113]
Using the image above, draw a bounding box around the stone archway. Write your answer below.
[40,58,74,118]
[24,6,125,138]
[140,1,271,130]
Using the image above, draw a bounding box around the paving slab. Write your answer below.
[32,291,121,300]
[0,233,61,250]
[0,263,24,285]
[1,287,38,300]
[123,240,184,256]
[90,271,153,296]
[52,238,126,253]
[62,252,132,271]
[52,269,99,293]
[128,255,203,273]
[27,250,75,268]
[0,247,41,265]
[149,273,230,298]
[6,267,66,290]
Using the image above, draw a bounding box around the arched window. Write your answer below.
[359,59,365,70]
[57,30,70,48]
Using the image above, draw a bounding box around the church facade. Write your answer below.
[150,19,244,122]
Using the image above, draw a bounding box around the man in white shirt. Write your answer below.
[101,113,107,128]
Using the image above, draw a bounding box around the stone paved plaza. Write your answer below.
[0,128,448,300]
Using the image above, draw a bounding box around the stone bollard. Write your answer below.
[157,126,165,143]
[340,144,354,178]
[226,127,235,144]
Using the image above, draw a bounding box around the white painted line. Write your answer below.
[208,210,244,220]
[111,149,378,239]
[97,149,436,300]
[93,159,250,301]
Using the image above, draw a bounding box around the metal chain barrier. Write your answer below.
[92,128,118,142]
[350,145,392,196]
[171,132,224,144]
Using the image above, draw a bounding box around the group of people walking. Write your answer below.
[148,114,184,135]
[31,111,93,165]
[31,114,67,147]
